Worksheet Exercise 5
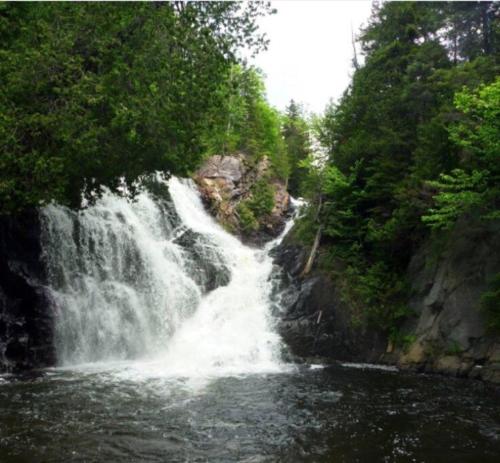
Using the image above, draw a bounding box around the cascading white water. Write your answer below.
[41,176,294,376]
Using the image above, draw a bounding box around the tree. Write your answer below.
[282,100,310,195]
[0,2,274,213]
[423,78,500,228]
[201,65,289,180]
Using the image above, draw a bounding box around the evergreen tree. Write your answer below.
[282,100,310,196]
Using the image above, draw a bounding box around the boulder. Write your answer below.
[173,229,231,293]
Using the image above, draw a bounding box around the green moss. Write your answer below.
[445,340,464,355]
[221,220,237,234]
[389,330,417,353]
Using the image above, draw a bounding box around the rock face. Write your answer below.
[273,219,500,383]
[272,240,386,363]
[0,211,55,372]
[173,229,231,293]
[386,218,500,383]
[194,153,290,245]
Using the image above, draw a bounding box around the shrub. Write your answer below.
[236,202,259,232]
[247,179,275,217]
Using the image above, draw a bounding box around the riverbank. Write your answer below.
[271,216,500,385]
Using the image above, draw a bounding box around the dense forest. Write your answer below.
[294,1,500,342]
[2,3,500,460]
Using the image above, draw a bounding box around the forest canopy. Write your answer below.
[0,1,277,213]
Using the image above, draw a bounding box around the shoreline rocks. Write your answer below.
[272,219,500,384]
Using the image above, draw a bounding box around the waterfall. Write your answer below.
[40,176,291,376]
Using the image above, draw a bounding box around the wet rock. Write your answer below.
[173,229,230,293]
[273,216,500,384]
[273,238,385,363]
[0,210,55,372]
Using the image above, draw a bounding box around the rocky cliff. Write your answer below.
[0,211,54,372]
[273,219,500,384]
[194,153,290,245]
[386,219,500,383]
[273,241,386,364]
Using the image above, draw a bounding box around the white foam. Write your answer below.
[341,362,398,372]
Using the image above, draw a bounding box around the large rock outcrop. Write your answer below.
[0,211,55,372]
[194,153,290,245]
[273,218,500,384]
[385,218,500,383]
[272,240,386,364]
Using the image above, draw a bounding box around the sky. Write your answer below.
[250,0,374,114]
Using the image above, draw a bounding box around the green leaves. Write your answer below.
[423,78,500,229]
[450,79,500,162]
[282,100,310,195]
[481,273,500,333]
[0,2,273,214]
[201,65,289,180]
[422,169,488,229]
[236,178,276,233]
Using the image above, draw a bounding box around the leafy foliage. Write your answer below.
[423,78,500,228]
[300,1,500,334]
[282,100,310,195]
[201,65,289,180]
[236,202,259,232]
[0,1,274,213]
[247,178,276,217]
[236,178,275,232]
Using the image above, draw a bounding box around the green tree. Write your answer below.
[0,1,274,213]
[201,65,289,180]
[423,78,500,228]
[282,100,311,196]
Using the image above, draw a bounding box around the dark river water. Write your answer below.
[1,364,499,462]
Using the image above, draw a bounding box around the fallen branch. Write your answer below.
[300,225,322,277]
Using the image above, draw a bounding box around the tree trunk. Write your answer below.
[300,225,322,277]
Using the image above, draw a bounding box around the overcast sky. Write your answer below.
[250,1,374,114]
